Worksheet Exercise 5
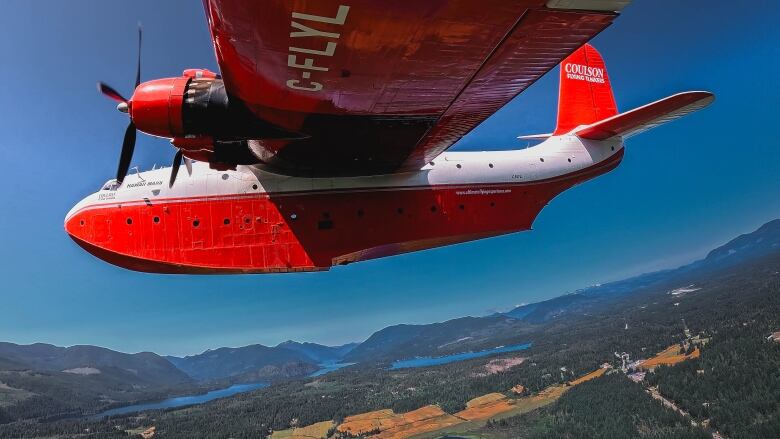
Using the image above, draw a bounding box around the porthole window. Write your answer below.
[126,218,133,225]
[252,184,258,190]
[193,219,200,228]
[456,164,462,169]
[488,163,494,168]
[221,173,229,180]
[429,161,435,166]
[539,158,545,162]
[244,216,251,224]
[568,158,572,163]
[153,216,160,223]
[611,146,615,151]
[290,213,298,220]
[79,220,85,226]
[223,218,231,225]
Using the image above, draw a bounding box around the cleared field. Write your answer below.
[478,357,525,376]
[373,411,463,439]
[568,367,607,386]
[639,345,700,370]
[409,386,570,439]
[125,426,156,439]
[338,405,453,437]
[455,393,516,421]
[271,420,334,439]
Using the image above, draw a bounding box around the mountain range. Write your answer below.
[0,342,191,386]
[348,218,780,362]
[165,341,358,383]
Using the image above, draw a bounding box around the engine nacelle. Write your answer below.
[128,69,295,142]
[129,77,189,138]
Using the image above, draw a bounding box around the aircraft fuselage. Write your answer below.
[65,135,623,274]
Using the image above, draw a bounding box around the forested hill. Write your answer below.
[165,345,316,382]
[0,343,191,385]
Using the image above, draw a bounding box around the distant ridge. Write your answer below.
[500,218,780,319]
[275,340,359,363]
[165,340,358,382]
[0,342,191,385]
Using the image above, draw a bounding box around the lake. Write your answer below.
[95,382,268,418]
[308,361,355,377]
[95,361,355,418]
[389,342,532,370]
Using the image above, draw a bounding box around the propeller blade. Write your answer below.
[116,122,136,184]
[97,82,127,104]
[169,149,183,188]
[135,25,142,88]
[184,157,193,176]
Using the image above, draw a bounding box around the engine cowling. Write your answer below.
[129,77,189,138]
[127,69,295,143]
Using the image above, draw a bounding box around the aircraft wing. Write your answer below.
[202,0,629,176]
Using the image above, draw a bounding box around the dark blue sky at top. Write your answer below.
[0,1,777,356]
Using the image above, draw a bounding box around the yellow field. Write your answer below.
[569,367,607,386]
[640,345,700,370]
[271,420,334,439]
[408,385,569,439]
[337,405,453,437]
[455,393,516,421]
[373,411,463,439]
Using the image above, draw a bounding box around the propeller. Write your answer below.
[168,148,194,188]
[169,149,183,188]
[97,25,142,184]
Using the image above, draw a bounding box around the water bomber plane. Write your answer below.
[66,0,713,274]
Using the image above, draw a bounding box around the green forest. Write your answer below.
[481,374,709,439]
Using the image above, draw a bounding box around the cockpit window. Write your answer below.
[100,179,119,191]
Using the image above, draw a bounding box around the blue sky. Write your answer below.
[0,1,778,356]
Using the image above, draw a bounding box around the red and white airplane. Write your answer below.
[65,0,713,274]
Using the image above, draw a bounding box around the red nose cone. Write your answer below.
[129,77,188,138]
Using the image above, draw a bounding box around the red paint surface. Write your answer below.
[65,152,622,274]
[554,44,618,135]
[201,0,619,174]
[406,10,616,169]
[576,91,715,140]
[129,77,189,138]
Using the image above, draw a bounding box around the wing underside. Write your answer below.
[203,0,628,175]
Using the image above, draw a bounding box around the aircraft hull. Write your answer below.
[64,146,622,274]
